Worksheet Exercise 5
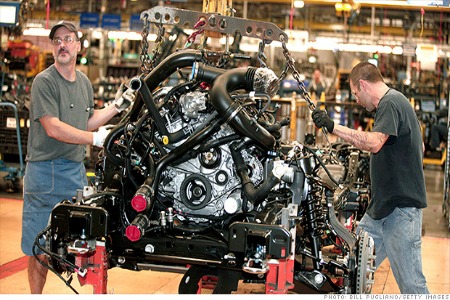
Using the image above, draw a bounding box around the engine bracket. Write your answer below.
[51,202,109,240]
[228,222,291,259]
[140,6,288,43]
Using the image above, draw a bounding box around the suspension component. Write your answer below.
[304,181,326,270]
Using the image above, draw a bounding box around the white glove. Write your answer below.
[113,83,136,113]
[92,125,113,148]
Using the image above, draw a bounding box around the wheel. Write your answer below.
[355,231,376,294]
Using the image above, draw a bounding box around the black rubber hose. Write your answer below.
[197,134,240,153]
[136,117,223,216]
[103,123,126,166]
[192,62,226,83]
[209,68,276,150]
[143,50,204,91]
[230,142,281,207]
[128,50,205,127]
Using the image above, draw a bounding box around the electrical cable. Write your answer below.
[303,145,341,187]
[32,226,80,294]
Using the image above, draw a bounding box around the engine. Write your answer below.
[35,6,376,295]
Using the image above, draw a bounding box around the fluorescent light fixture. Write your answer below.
[91,30,102,39]
[407,0,444,5]
[23,27,82,38]
[356,0,448,6]
[392,46,403,55]
[302,0,447,5]
[108,31,139,40]
[307,38,403,54]
[294,1,305,8]
[23,28,51,36]
[107,30,156,41]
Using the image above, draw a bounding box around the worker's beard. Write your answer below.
[54,48,76,65]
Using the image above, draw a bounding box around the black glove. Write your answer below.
[312,108,334,133]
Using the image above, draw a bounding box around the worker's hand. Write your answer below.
[92,125,113,148]
[113,83,136,113]
[312,108,334,133]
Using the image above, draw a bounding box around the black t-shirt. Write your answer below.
[368,89,427,219]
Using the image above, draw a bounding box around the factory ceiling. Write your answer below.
[24,0,450,44]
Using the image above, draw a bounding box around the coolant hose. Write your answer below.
[230,142,281,207]
[136,77,187,143]
[209,68,277,150]
[128,50,205,126]
[143,50,204,91]
[103,123,126,166]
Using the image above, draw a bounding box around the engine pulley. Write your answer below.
[215,170,229,186]
[180,174,212,210]
[199,147,222,169]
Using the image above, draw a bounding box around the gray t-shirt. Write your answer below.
[368,88,427,219]
[27,65,94,162]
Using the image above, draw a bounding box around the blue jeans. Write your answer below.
[21,159,88,256]
[357,207,429,294]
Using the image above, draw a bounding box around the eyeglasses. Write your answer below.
[52,36,77,46]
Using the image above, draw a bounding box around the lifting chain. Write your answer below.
[280,37,332,146]
[257,41,268,68]
[280,37,315,111]
[140,15,165,76]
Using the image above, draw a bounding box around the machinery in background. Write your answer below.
[0,46,30,192]
[414,96,448,167]
[0,102,25,192]
[3,40,45,79]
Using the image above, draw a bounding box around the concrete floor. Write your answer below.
[0,165,449,294]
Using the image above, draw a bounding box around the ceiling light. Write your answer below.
[23,28,50,36]
[343,3,352,10]
[308,55,317,63]
[294,1,305,8]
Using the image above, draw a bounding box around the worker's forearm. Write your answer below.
[40,116,94,145]
[87,104,118,131]
[332,124,387,153]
